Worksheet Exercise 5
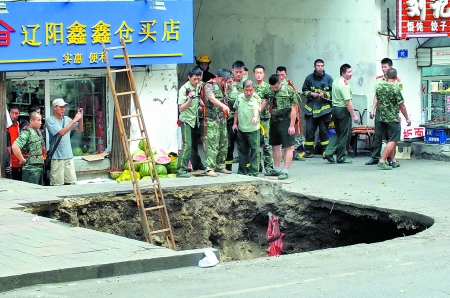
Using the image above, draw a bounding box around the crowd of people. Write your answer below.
[177,56,411,179]
[5,56,410,185]
[6,98,83,185]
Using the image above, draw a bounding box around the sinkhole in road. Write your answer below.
[24,182,434,262]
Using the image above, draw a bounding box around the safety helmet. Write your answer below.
[197,54,211,64]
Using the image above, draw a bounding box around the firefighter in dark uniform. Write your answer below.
[301,59,333,158]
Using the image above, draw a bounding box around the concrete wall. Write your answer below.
[186,0,423,127]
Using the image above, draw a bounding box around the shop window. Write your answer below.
[49,77,107,155]
[6,79,46,135]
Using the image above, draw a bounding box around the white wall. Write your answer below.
[187,0,423,127]
[131,65,178,154]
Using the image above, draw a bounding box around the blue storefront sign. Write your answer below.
[0,1,193,71]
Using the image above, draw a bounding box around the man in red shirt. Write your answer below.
[6,104,22,180]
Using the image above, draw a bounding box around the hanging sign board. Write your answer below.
[397,0,450,39]
[0,1,193,71]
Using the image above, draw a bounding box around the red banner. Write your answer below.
[397,0,450,38]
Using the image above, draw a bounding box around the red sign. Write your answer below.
[0,20,15,46]
[403,127,425,138]
[397,0,450,39]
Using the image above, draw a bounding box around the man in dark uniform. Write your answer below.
[301,59,333,158]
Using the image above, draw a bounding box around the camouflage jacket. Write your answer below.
[225,81,243,119]
[14,128,44,166]
[204,81,227,121]
[254,81,274,120]
[376,82,404,123]
[267,83,298,118]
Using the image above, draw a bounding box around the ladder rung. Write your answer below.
[149,228,171,235]
[138,182,158,188]
[110,68,130,73]
[127,136,147,142]
[104,45,125,51]
[122,113,141,119]
[144,205,165,212]
[132,159,151,165]
[116,91,136,96]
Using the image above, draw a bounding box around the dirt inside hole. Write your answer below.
[23,182,433,262]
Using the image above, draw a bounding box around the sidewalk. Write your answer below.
[1,156,450,293]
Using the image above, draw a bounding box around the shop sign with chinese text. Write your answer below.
[397,0,450,39]
[0,1,193,71]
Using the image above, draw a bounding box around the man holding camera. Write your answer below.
[46,98,83,185]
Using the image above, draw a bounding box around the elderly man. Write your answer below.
[375,68,411,170]
[232,79,261,176]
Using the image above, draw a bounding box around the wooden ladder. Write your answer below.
[102,39,176,250]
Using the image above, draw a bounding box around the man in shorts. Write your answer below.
[261,74,298,180]
[375,68,411,170]
[46,98,83,185]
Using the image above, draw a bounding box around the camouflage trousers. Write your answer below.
[22,164,43,185]
[260,118,274,172]
[205,118,228,171]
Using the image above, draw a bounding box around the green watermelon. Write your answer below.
[139,162,153,177]
[159,174,169,178]
[167,159,178,174]
[124,161,139,171]
[73,147,83,156]
[156,164,168,176]
[138,140,148,150]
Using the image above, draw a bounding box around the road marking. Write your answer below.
[198,280,318,297]
[329,272,356,277]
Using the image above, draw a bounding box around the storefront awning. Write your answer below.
[417,38,450,67]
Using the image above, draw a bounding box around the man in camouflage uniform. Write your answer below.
[366,58,402,166]
[176,66,205,178]
[276,66,302,160]
[324,64,359,164]
[232,79,261,176]
[225,60,246,171]
[204,68,233,177]
[261,74,298,180]
[253,64,274,173]
[301,59,333,158]
[375,68,411,170]
[11,112,45,185]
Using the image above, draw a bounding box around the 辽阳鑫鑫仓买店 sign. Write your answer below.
[0,1,193,71]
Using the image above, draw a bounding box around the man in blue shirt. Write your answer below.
[46,98,83,185]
